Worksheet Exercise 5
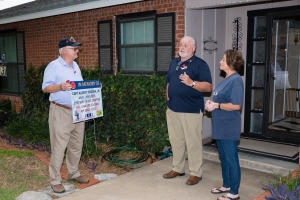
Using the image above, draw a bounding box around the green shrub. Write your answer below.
[82,70,169,152]
[21,63,49,117]
[3,65,170,155]
[0,99,12,113]
[0,99,14,125]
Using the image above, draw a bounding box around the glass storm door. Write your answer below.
[269,19,288,123]
[268,17,300,137]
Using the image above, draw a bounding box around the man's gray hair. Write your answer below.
[182,36,197,46]
[59,48,63,55]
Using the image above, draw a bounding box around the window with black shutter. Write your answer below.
[0,30,26,94]
[98,20,113,74]
[97,11,175,75]
[156,13,175,75]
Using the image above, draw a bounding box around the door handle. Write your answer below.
[270,75,275,80]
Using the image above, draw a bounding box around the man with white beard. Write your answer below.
[163,36,212,185]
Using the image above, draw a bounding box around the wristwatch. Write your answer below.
[191,81,195,87]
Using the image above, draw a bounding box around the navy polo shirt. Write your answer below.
[166,55,212,113]
[211,73,244,140]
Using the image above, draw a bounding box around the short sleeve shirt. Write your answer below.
[42,56,83,107]
[211,73,244,140]
[166,55,212,113]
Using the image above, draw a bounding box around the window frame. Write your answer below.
[116,11,175,75]
[116,11,156,75]
[0,29,26,95]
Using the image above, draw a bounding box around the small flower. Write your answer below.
[181,64,187,70]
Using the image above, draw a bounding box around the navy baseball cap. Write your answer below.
[58,36,82,48]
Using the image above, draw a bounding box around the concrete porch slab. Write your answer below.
[58,156,275,200]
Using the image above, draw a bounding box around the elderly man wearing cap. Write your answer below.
[42,36,89,193]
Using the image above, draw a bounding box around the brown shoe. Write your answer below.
[51,184,66,193]
[186,176,202,185]
[163,170,185,179]
[71,176,89,183]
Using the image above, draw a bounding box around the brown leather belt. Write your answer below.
[51,101,72,110]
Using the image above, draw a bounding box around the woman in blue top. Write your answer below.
[205,50,244,200]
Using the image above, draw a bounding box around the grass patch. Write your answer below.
[0,149,48,199]
[0,148,33,159]
[0,187,27,200]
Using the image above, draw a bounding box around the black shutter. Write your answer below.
[156,12,175,75]
[16,31,25,93]
[98,20,113,74]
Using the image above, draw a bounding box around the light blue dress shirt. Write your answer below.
[42,56,83,107]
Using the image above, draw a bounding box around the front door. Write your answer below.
[267,15,300,141]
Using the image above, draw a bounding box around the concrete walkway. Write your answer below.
[59,156,277,200]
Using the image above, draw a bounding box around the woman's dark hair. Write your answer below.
[225,50,244,72]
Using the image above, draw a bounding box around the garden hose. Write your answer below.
[101,145,152,165]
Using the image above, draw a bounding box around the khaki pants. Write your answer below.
[166,108,203,177]
[48,103,85,185]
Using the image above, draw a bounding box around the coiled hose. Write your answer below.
[101,145,152,164]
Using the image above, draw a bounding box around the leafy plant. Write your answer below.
[3,110,49,145]
[3,64,169,158]
[21,63,50,117]
[0,99,13,113]
[0,99,16,125]
[262,168,300,200]
[83,159,99,172]
[74,68,169,153]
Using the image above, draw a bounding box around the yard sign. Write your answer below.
[70,80,103,123]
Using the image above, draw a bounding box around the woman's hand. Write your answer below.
[205,100,211,109]
[205,100,218,112]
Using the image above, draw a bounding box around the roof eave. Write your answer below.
[0,0,144,25]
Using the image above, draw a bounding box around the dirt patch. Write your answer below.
[62,143,131,179]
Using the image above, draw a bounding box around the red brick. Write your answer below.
[75,177,100,189]
[0,0,185,109]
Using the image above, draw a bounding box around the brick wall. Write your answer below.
[0,0,185,110]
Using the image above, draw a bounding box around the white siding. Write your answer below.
[185,0,300,138]
[186,0,271,9]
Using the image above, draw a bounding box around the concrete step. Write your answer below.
[203,145,299,176]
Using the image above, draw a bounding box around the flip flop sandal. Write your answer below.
[211,187,230,194]
[217,195,240,200]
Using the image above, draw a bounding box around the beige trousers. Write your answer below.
[166,108,203,177]
[48,103,85,185]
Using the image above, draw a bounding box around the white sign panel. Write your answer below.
[70,80,103,123]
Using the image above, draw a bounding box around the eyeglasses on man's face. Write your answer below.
[65,47,80,51]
